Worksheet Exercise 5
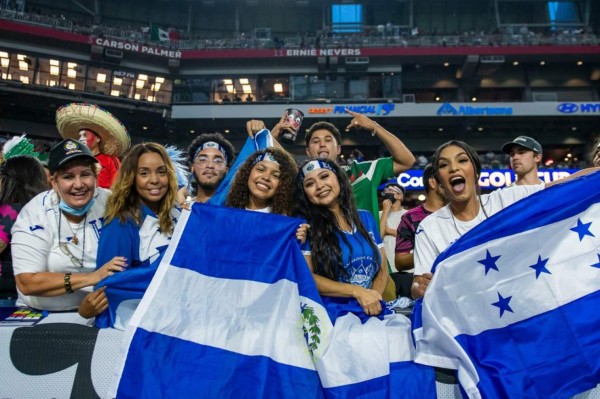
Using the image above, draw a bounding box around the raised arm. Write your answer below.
[345,109,415,174]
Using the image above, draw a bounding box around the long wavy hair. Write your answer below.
[105,143,178,234]
[0,156,48,205]
[226,148,298,215]
[295,158,380,281]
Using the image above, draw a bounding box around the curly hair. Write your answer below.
[226,148,298,216]
[105,143,178,234]
[187,133,235,167]
[295,158,380,281]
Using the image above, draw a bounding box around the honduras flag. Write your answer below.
[207,128,273,206]
[108,204,331,398]
[413,171,600,398]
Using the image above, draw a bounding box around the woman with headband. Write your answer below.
[296,158,388,316]
[226,148,298,215]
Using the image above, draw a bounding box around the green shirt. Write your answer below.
[342,157,394,226]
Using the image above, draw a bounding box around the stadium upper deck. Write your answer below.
[0,0,598,160]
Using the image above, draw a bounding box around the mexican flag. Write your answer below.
[147,25,170,42]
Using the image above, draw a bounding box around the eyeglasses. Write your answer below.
[194,155,226,170]
[59,242,83,268]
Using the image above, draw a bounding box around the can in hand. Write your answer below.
[280,108,304,144]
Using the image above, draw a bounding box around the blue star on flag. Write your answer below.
[529,255,551,279]
[570,218,595,241]
[491,292,514,318]
[477,249,501,275]
[591,254,600,269]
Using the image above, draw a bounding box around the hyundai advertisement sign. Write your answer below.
[394,169,578,191]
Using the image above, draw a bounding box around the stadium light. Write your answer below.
[97,73,106,83]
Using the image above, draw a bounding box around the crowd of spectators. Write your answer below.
[1,4,597,51]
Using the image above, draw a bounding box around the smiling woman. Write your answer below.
[89,143,181,323]
[296,158,388,316]
[11,139,121,312]
[226,148,298,216]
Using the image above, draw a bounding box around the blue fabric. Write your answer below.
[414,170,600,398]
[321,296,391,324]
[113,205,327,398]
[94,205,178,328]
[118,328,324,399]
[302,210,383,289]
[110,205,437,399]
[318,297,436,399]
[206,129,271,206]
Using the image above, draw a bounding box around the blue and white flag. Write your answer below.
[207,128,272,206]
[316,297,436,399]
[413,171,600,399]
[108,204,330,398]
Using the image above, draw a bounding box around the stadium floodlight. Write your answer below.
[138,74,148,81]
[67,69,77,78]
[97,73,107,83]
[136,80,145,89]
[50,66,60,76]
[239,78,249,84]
[273,83,283,93]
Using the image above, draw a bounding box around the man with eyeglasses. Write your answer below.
[187,133,236,203]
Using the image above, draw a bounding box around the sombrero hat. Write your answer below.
[56,103,130,156]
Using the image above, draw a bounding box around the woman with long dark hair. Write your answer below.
[0,155,49,303]
[412,140,599,299]
[297,158,388,316]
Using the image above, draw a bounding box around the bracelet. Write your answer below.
[64,272,73,294]
[371,123,379,136]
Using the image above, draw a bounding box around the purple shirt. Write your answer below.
[395,204,432,254]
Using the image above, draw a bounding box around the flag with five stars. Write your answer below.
[413,171,600,399]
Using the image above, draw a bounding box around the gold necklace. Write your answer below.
[64,214,85,245]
